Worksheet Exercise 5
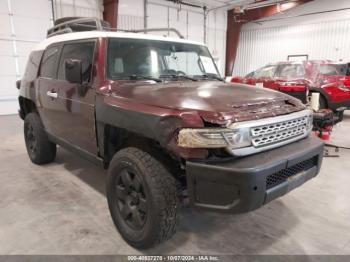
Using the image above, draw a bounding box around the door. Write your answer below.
[53,40,98,154]
[37,45,62,135]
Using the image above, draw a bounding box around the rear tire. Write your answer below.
[106,147,178,249]
[24,112,56,164]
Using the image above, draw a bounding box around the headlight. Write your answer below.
[307,113,313,130]
[177,128,251,149]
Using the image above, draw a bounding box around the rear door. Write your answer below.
[53,40,98,154]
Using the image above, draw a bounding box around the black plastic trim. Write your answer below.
[186,136,324,213]
[48,133,104,167]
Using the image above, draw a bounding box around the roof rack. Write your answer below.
[129,28,184,39]
[47,17,110,37]
[47,17,185,39]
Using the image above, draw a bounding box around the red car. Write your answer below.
[231,60,350,112]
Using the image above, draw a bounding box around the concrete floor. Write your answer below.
[1,113,350,255]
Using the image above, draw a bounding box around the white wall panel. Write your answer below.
[117,0,143,30]
[11,0,51,18]
[0,0,53,115]
[0,40,12,56]
[147,3,168,30]
[118,15,143,30]
[0,0,103,115]
[13,17,52,39]
[233,0,350,76]
[117,0,227,75]
[187,11,203,43]
[0,14,12,37]
[206,9,226,75]
[0,76,17,97]
[54,0,103,19]
[168,6,187,37]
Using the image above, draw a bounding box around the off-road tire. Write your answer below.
[24,112,56,164]
[106,147,178,249]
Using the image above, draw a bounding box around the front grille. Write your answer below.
[227,110,312,157]
[266,156,318,190]
[251,116,308,148]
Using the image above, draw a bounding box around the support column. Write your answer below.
[103,0,118,28]
[225,10,242,76]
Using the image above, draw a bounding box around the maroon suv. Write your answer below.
[17,30,324,248]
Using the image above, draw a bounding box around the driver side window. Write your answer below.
[254,65,277,78]
[57,41,95,82]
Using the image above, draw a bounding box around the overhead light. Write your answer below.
[280,2,297,11]
[234,6,244,13]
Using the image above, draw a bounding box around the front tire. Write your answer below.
[24,112,56,164]
[106,147,178,249]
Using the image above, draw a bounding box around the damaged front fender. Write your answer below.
[95,95,209,159]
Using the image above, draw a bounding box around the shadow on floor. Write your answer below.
[53,146,302,254]
[54,147,107,196]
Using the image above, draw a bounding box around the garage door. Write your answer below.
[0,0,103,115]
[0,0,52,115]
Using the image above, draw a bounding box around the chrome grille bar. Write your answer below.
[252,125,307,147]
[226,110,313,156]
[251,116,308,137]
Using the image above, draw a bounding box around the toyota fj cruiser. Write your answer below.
[17,19,324,249]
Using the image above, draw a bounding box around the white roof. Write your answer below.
[33,31,205,51]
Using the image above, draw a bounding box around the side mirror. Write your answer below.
[65,59,82,84]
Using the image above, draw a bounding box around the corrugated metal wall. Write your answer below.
[0,0,53,115]
[233,18,350,76]
[117,0,227,75]
[54,0,103,19]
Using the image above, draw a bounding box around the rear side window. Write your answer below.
[24,50,43,81]
[40,46,60,78]
[319,64,349,76]
[57,41,95,82]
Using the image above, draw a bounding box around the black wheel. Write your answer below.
[24,112,56,165]
[107,147,178,249]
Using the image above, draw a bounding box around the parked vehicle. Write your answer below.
[231,60,350,112]
[17,20,324,248]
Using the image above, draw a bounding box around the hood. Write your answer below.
[109,80,305,124]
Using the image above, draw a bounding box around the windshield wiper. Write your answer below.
[160,74,198,81]
[199,74,224,82]
[129,74,162,83]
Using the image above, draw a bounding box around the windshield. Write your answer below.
[319,64,350,76]
[107,38,220,80]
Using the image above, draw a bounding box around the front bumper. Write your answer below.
[186,136,324,213]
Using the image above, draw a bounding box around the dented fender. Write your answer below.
[95,95,208,159]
